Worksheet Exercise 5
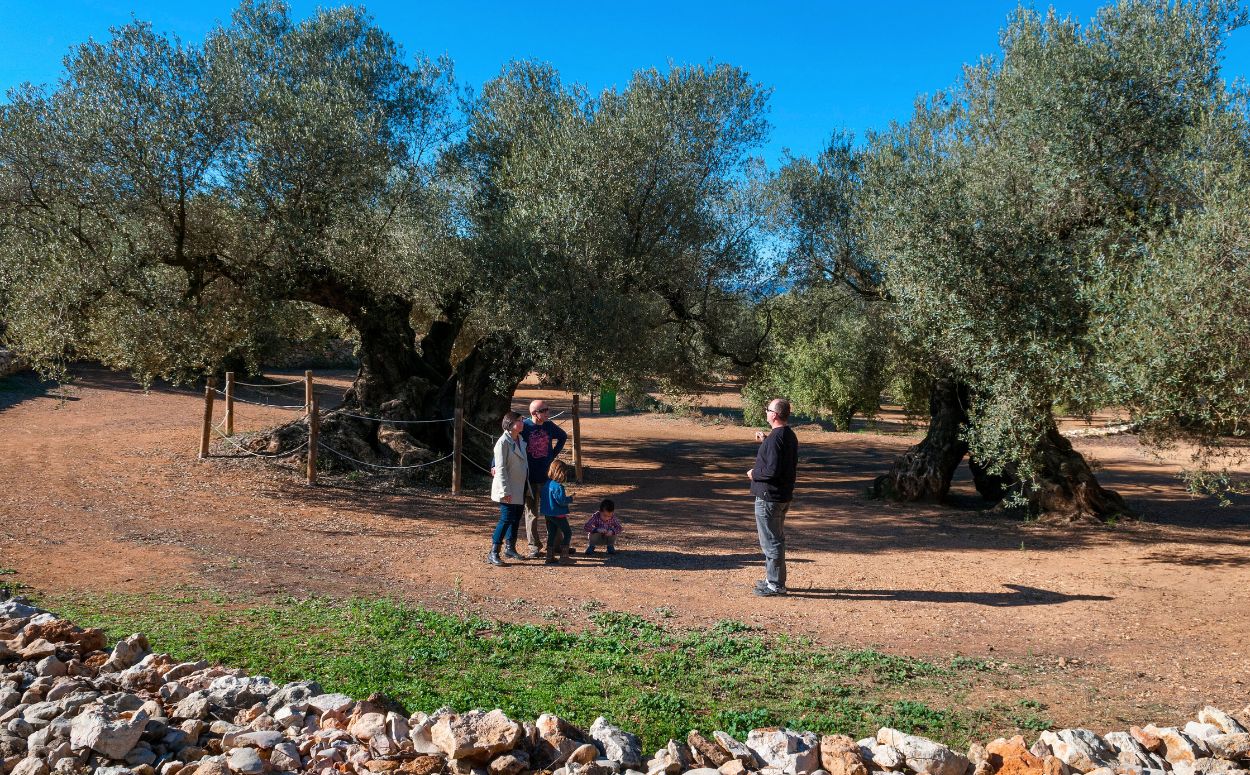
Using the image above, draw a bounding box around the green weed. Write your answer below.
[46,591,1044,751]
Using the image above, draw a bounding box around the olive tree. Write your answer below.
[0,2,771,472]
[862,0,1248,517]
[458,61,772,397]
[745,133,908,430]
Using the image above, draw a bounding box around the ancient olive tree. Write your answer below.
[0,2,771,472]
[0,2,490,469]
[861,0,1249,517]
[460,61,773,399]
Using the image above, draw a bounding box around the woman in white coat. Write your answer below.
[489,411,530,566]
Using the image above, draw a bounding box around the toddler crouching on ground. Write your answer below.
[583,499,623,555]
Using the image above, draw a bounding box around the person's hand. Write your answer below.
[754,430,766,442]
[490,466,497,477]
[747,468,754,481]
[501,494,511,503]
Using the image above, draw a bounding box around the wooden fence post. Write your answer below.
[304,370,314,408]
[307,397,319,485]
[224,372,235,437]
[199,377,217,459]
[452,371,464,495]
[572,393,583,483]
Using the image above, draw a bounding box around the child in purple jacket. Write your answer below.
[583,499,623,555]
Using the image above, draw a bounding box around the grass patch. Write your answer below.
[45,591,1040,751]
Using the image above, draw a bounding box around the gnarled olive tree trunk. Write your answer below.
[870,377,970,502]
[255,294,527,481]
[1018,421,1130,521]
[870,380,1128,521]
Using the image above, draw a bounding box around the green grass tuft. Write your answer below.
[45,590,1042,751]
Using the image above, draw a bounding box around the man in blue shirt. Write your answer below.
[520,399,568,558]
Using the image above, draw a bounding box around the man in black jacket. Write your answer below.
[747,398,799,597]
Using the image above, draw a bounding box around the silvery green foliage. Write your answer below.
[461,60,773,393]
[861,0,1249,489]
[0,5,771,405]
[0,1,459,384]
[1103,110,1250,494]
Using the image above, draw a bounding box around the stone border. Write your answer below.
[1,600,1247,775]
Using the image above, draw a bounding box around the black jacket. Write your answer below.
[751,425,798,502]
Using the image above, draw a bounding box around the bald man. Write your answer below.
[748,398,799,597]
[519,398,568,558]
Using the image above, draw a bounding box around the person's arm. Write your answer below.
[494,437,513,502]
[549,421,568,457]
[608,517,622,535]
[556,484,573,508]
[583,513,598,533]
[753,433,781,483]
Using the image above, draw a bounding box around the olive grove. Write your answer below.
[3,0,1248,509]
[0,2,770,470]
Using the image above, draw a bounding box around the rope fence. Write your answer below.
[198,371,589,491]
[332,409,454,425]
[317,444,455,470]
[212,424,310,460]
[230,378,305,389]
[212,387,307,411]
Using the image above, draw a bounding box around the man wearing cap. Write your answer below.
[520,399,568,558]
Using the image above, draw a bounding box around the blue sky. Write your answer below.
[3,1,1248,166]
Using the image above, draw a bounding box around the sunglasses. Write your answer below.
[533,408,550,414]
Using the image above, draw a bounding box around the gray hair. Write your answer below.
[501,411,523,431]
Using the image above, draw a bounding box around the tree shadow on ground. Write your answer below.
[263,403,1250,565]
[786,582,1113,606]
[0,372,79,413]
[62,364,194,397]
[564,548,788,572]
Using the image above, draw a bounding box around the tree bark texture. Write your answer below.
[870,377,970,502]
[969,456,1012,502]
[1020,422,1131,521]
[253,296,528,481]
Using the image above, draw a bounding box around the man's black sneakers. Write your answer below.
[753,581,787,597]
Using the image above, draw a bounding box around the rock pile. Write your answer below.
[2,600,1248,775]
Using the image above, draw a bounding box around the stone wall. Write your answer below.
[1,600,1247,775]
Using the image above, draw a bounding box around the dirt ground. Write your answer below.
[2,365,1248,732]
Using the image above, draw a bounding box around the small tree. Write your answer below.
[744,287,891,430]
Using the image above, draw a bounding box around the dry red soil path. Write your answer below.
[2,366,1248,729]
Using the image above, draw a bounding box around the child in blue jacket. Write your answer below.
[540,459,575,564]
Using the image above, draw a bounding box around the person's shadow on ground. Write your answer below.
[570,548,812,572]
[785,583,1111,606]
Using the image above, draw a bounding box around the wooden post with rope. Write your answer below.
[304,370,314,408]
[572,393,583,483]
[224,372,235,436]
[452,370,464,495]
[199,377,216,459]
[307,397,319,486]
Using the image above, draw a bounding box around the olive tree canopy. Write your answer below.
[860,0,1250,516]
[0,2,772,472]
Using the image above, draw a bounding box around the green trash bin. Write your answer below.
[599,387,617,415]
